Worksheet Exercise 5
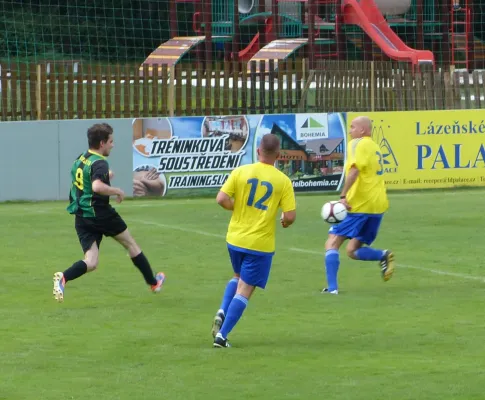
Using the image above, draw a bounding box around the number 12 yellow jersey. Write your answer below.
[220,162,296,254]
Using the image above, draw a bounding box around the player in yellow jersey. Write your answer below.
[322,116,395,295]
[212,134,296,348]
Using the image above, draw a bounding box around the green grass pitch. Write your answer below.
[1,190,485,400]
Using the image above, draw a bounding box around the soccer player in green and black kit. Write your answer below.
[52,123,165,302]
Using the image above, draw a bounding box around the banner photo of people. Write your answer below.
[132,113,347,198]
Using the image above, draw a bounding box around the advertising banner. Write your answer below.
[132,113,347,197]
[347,110,485,190]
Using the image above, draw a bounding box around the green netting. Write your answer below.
[0,0,174,63]
[0,0,482,69]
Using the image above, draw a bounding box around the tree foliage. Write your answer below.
[0,0,197,62]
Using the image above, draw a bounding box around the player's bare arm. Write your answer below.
[280,210,296,228]
[339,166,359,210]
[216,191,234,211]
[92,179,125,203]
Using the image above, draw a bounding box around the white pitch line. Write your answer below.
[3,203,483,284]
[396,264,485,282]
[289,247,485,283]
[127,223,485,283]
[289,247,322,256]
[133,219,225,239]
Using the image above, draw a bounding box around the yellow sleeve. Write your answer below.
[220,169,238,197]
[348,139,368,171]
[279,178,296,212]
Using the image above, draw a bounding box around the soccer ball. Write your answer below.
[321,201,347,224]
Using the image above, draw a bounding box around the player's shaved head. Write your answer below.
[349,116,372,139]
[259,134,280,155]
[354,116,372,133]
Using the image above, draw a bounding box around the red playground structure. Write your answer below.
[141,0,479,74]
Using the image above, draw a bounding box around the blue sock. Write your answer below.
[354,247,385,261]
[219,293,248,338]
[219,278,238,314]
[325,249,340,291]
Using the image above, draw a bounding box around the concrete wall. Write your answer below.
[0,118,134,202]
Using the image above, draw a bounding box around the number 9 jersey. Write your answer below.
[67,150,115,218]
[345,137,389,214]
[220,162,296,254]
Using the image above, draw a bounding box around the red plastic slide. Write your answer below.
[342,0,434,67]
[238,17,274,61]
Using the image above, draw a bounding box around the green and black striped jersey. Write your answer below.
[67,150,114,218]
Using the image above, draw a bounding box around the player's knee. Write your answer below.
[236,280,255,299]
[325,236,339,251]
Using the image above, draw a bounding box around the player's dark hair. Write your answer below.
[260,134,280,155]
[88,123,113,149]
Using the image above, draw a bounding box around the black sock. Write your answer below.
[132,252,157,285]
[63,260,88,283]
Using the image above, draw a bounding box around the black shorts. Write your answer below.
[75,213,128,253]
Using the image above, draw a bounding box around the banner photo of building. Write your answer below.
[347,110,485,190]
[253,113,347,192]
[132,113,347,197]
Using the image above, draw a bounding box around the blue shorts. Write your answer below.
[328,213,384,245]
[227,244,274,289]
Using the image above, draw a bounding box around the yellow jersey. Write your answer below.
[220,162,296,254]
[345,136,389,214]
